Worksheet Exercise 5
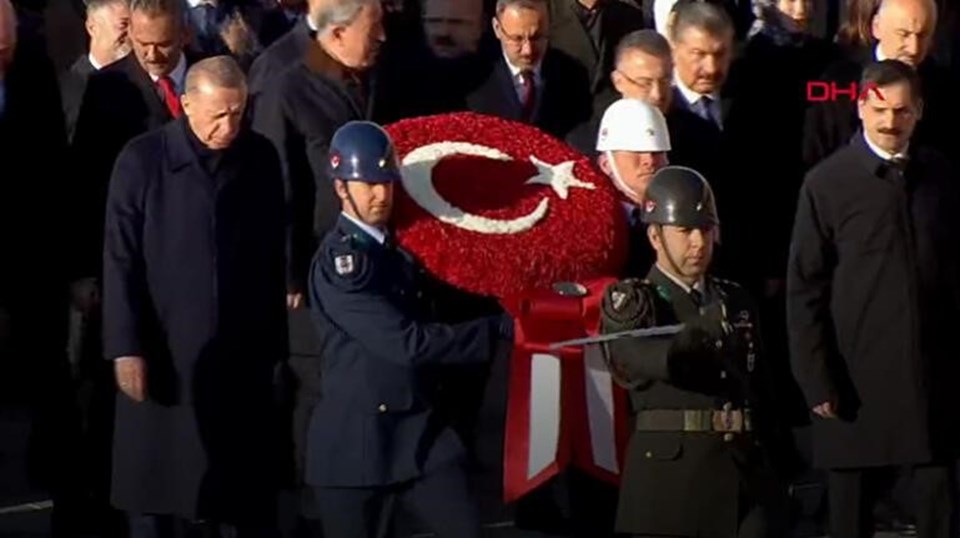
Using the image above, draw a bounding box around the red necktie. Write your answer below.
[520,70,536,121]
[156,76,182,118]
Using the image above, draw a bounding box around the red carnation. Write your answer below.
[386,112,629,299]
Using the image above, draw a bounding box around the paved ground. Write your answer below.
[0,354,911,538]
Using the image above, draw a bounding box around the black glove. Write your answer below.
[601,279,654,333]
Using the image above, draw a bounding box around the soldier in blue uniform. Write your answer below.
[306,121,514,538]
[599,166,792,537]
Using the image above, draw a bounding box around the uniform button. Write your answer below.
[645,451,653,459]
[720,370,727,379]
[723,433,734,442]
[715,339,723,349]
[378,404,387,413]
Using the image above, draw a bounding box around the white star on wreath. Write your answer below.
[525,156,596,200]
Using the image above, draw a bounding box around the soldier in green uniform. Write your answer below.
[600,166,789,538]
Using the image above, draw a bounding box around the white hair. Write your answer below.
[313,0,378,34]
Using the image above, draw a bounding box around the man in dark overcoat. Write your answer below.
[787,60,960,538]
[102,55,287,537]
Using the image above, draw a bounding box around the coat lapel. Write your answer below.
[124,55,172,124]
[494,58,524,118]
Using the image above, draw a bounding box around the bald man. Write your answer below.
[802,0,958,168]
[104,55,287,536]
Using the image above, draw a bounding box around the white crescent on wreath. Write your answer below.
[400,142,596,235]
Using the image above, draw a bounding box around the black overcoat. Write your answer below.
[102,118,288,522]
[787,133,960,468]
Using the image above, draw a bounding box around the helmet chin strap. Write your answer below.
[654,224,701,286]
[606,151,641,203]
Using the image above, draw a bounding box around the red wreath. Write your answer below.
[386,112,628,299]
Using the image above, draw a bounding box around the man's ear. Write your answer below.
[598,153,612,176]
[647,224,660,251]
[333,178,349,200]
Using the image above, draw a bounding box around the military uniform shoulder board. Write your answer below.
[325,241,373,290]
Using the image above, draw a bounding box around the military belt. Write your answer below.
[635,409,752,434]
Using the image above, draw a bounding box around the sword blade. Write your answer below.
[548,324,684,350]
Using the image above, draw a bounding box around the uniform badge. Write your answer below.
[330,153,341,169]
[334,254,355,275]
[644,199,656,213]
[610,290,628,311]
[646,127,655,137]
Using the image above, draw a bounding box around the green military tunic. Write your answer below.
[600,265,787,537]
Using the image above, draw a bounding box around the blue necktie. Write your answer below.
[693,96,717,127]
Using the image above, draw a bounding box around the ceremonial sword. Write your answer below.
[549,324,684,350]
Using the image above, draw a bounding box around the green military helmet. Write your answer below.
[641,165,719,231]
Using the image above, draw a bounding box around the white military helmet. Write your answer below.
[595,98,671,153]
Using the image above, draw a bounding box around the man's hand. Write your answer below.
[71,277,100,313]
[287,293,304,310]
[115,357,147,402]
[812,401,837,419]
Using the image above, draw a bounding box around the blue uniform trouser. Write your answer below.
[313,461,480,538]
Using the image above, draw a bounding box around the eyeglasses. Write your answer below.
[495,18,548,47]
[615,69,671,90]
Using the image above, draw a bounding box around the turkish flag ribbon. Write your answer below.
[502,277,631,503]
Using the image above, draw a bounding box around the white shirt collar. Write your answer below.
[875,44,888,62]
[306,13,318,32]
[342,212,386,245]
[673,73,720,107]
[148,53,188,94]
[502,49,542,81]
[862,131,908,161]
[656,263,705,295]
[88,53,105,71]
[673,72,720,105]
[186,0,214,8]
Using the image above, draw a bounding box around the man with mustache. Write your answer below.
[60,0,130,143]
[788,59,960,538]
[600,166,789,538]
[803,0,958,169]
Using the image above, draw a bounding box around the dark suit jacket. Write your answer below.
[466,49,593,139]
[70,53,184,280]
[247,19,312,109]
[548,0,646,102]
[59,54,97,143]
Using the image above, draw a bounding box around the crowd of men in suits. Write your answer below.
[2,0,960,535]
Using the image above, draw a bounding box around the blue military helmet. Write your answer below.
[327,121,403,183]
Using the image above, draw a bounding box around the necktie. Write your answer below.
[689,288,703,307]
[694,96,716,126]
[519,70,536,121]
[156,76,182,118]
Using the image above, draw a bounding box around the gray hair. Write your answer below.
[85,0,128,17]
[185,55,246,94]
[670,1,734,42]
[129,0,181,20]
[495,0,548,17]
[615,29,671,66]
[313,0,378,33]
